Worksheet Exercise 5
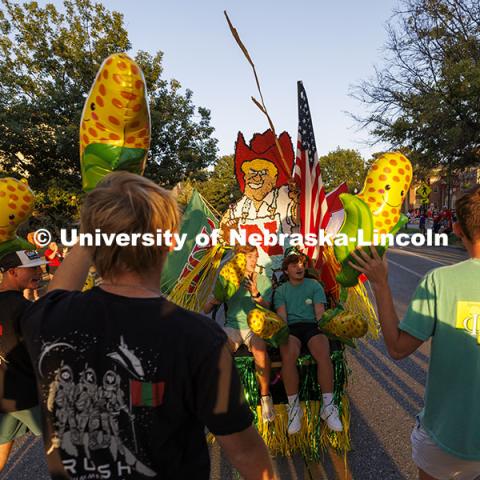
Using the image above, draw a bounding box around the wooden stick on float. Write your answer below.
[224,11,292,178]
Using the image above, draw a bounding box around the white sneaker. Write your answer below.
[261,395,275,422]
[287,398,303,435]
[320,402,343,432]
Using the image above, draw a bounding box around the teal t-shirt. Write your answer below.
[225,274,273,330]
[399,258,480,460]
[273,278,326,325]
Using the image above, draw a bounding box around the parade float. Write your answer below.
[73,47,413,463]
[159,14,414,461]
[161,118,413,460]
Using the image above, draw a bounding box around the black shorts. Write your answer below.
[288,322,321,350]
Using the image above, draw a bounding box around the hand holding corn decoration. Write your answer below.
[334,152,413,287]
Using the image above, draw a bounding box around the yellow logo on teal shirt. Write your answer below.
[456,301,480,345]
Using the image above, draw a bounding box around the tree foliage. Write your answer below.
[0,0,217,197]
[319,148,367,193]
[353,0,480,172]
[195,155,242,214]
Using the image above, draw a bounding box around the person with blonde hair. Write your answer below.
[20,172,274,480]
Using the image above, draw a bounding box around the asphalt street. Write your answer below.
[1,244,469,480]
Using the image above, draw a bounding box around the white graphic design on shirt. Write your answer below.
[39,337,157,479]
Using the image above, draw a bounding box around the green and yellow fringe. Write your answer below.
[167,243,227,312]
[210,350,351,461]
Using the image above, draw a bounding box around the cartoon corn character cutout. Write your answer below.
[334,152,413,287]
[213,253,247,303]
[0,178,35,257]
[247,305,288,347]
[80,53,151,191]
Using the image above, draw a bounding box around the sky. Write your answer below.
[49,0,399,159]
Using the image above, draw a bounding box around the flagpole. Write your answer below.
[224,11,292,178]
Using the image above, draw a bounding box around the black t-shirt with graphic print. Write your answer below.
[0,290,38,411]
[21,287,253,480]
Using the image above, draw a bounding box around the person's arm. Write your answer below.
[195,339,275,479]
[203,296,221,314]
[48,244,91,292]
[216,427,276,480]
[276,304,287,323]
[349,247,424,359]
[314,303,325,321]
[312,281,327,321]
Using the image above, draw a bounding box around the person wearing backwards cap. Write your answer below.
[0,250,45,469]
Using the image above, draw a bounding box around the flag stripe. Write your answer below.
[131,380,165,407]
[294,82,329,264]
[131,379,143,406]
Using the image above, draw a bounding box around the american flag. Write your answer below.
[293,81,329,263]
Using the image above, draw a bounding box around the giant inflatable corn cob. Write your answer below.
[80,53,151,191]
[0,178,35,257]
[213,253,247,303]
[334,152,413,287]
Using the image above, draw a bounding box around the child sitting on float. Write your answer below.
[204,244,276,422]
[274,251,343,434]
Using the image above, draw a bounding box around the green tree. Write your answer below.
[0,0,217,193]
[319,148,367,193]
[353,0,480,180]
[196,155,242,214]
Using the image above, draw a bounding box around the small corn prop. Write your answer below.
[319,306,368,347]
[213,253,247,303]
[247,305,289,347]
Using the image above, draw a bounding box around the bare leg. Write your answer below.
[307,334,334,393]
[279,336,301,395]
[0,441,14,470]
[250,338,271,396]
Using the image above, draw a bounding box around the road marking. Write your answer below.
[387,259,423,278]
[390,248,451,266]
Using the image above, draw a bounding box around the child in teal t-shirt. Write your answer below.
[350,186,480,479]
[274,252,342,435]
[204,245,275,422]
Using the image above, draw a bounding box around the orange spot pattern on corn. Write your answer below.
[357,153,412,235]
[79,53,150,157]
[0,178,35,243]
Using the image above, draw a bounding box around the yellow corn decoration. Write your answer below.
[247,307,286,339]
[322,311,368,339]
[214,253,247,302]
